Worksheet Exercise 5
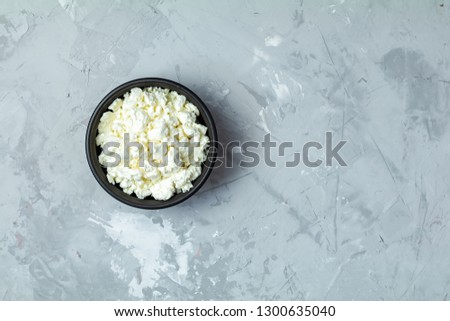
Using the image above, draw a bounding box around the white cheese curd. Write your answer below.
[96,87,210,201]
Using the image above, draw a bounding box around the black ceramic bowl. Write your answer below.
[85,78,217,209]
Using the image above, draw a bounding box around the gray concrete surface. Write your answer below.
[1,0,450,300]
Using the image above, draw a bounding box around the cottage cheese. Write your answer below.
[96,87,210,200]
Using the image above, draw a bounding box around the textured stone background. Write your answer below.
[1,0,450,300]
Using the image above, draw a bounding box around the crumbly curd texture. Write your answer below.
[96,87,210,200]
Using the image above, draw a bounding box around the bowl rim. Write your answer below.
[85,77,218,209]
